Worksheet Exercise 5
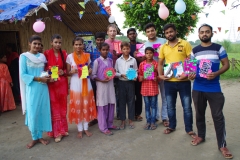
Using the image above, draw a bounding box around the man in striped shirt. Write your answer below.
[189,24,233,159]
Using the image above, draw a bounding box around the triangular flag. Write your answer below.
[53,15,62,21]
[213,31,217,34]
[9,16,15,23]
[205,13,209,18]
[152,0,157,6]
[0,9,4,13]
[222,0,227,6]
[186,32,189,36]
[218,27,221,32]
[203,0,208,6]
[79,11,84,19]
[130,2,133,8]
[100,0,105,4]
[191,14,196,20]
[84,0,89,4]
[187,26,192,30]
[238,27,240,32]
[220,10,225,14]
[225,30,229,34]
[104,6,111,15]
[109,1,113,6]
[124,2,130,4]
[177,15,181,20]
[79,2,85,9]
[40,3,48,11]
[148,15,151,19]
[60,4,66,11]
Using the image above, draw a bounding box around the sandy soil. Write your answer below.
[0,79,240,160]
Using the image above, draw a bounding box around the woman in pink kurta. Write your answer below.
[0,54,16,112]
[44,34,68,142]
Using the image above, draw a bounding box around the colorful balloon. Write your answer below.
[108,16,115,23]
[158,3,169,20]
[175,0,186,14]
[33,20,45,33]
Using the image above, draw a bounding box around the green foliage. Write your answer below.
[115,35,146,43]
[117,0,201,39]
[216,40,240,53]
[221,52,240,79]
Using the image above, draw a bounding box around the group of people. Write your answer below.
[0,22,233,159]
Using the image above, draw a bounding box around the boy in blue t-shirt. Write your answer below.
[189,24,233,159]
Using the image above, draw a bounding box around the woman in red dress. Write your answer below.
[44,34,68,142]
[0,53,16,112]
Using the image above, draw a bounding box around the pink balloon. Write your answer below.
[158,3,169,20]
[33,21,45,33]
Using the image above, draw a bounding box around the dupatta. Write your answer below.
[73,51,90,96]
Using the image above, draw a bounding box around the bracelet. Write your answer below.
[37,77,41,82]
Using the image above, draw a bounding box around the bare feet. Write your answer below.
[26,140,38,149]
[55,135,63,143]
[64,132,69,136]
[38,138,49,145]
[77,131,83,139]
[84,130,93,137]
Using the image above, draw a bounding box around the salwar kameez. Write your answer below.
[19,52,52,140]
[92,57,116,133]
[0,63,16,112]
[44,49,68,138]
[66,53,97,131]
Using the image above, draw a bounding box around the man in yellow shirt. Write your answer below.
[158,23,196,138]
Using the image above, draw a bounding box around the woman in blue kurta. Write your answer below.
[19,35,52,149]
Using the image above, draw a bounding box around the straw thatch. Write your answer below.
[0,0,120,53]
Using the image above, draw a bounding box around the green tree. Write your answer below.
[117,0,201,39]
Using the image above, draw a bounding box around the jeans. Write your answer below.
[143,95,158,124]
[156,80,168,120]
[164,81,193,132]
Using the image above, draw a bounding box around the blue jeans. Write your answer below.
[156,81,168,120]
[143,95,158,124]
[164,81,193,132]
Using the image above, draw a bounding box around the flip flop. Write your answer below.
[150,124,158,130]
[164,128,175,134]
[103,130,113,136]
[109,125,120,130]
[129,124,135,129]
[220,147,233,159]
[119,124,125,130]
[191,136,205,146]
[143,123,150,130]
[187,131,197,139]
[162,120,169,127]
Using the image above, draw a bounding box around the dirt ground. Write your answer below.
[0,79,240,160]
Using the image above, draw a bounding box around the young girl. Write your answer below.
[66,37,97,138]
[0,53,16,112]
[138,47,159,130]
[92,43,119,135]
[44,34,68,142]
[19,35,52,149]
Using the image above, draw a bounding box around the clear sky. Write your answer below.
[103,0,240,42]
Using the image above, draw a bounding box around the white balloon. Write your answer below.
[108,16,115,23]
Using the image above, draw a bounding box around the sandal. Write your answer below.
[162,120,169,127]
[143,123,150,130]
[119,124,125,130]
[150,124,157,130]
[129,123,135,129]
[164,128,175,134]
[88,119,98,127]
[103,130,113,136]
[187,131,197,139]
[220,147,233,159]
[191,136,205,146]
[109,125,120,130]
[135,115,143,121]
